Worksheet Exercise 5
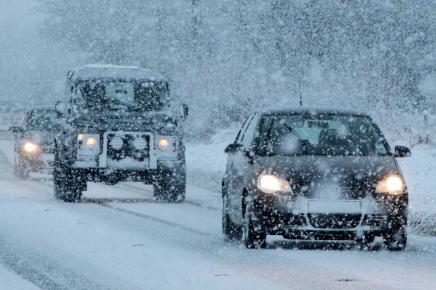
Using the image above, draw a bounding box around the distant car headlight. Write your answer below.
[376,174,405,195]
[77,133,100,154]
[257,173,291,194]
[157,136,175,151]
[22,141,39,153]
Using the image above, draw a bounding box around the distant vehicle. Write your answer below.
[53,64,188,202]
[9,108,61,178]
[222,109,410,250]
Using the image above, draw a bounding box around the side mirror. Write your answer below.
[8,126,23,134]
[224,143,243,154]
[395,146,411,158]
[180,104,189,119]
[55,101,67,116]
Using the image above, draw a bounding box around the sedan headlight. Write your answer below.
[376,174,405,195]
[22,141,39,154]
[257,173,291,194]
[77,133,100,155]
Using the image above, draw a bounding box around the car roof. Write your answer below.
[67,64,167,82]
[260,107,371,118]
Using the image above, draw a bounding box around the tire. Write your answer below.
[222,196,242,241]
[356,234,376,251]
[153,166,186,203]
[14,155,29,179]
[384,226,407,251]
[243,205,267,249]
[53,152,83,203]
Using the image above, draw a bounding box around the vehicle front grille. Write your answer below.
[307,214,362,229]
[362,214,387,227]
[107,133,150,161]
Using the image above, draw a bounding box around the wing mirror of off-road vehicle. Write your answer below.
[180,104,189,119]
[394,145,411,158]
[55,101,67,116]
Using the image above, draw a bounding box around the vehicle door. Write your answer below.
[227,113,259,221]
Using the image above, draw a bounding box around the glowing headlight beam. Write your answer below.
[376,174,405,195]
[158,138,170,150]
[257,173,291,194]
[23,142,38,153]
[86,137,97,146]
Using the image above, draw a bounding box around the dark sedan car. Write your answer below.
[222,109,410,250]
[9,108,61,178]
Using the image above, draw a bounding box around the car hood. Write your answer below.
[255,155,401,199]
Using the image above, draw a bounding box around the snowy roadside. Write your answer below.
[398,146,436,235]
[186,129,235,192]
[186,130,436,237]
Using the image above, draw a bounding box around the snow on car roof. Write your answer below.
[262,107,370,117]
[68,64,167,82]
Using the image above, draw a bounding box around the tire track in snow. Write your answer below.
[93,201,211,237]
[0,232,114,290]
[118,183,220,211]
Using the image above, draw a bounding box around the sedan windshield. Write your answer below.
[26,110,60,131]
[78,80,169,111]
[256,114,389,156]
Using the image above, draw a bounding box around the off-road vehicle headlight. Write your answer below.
[157,136,176,152]
[257,173,291,194]
[376,174,405,195]
[77,133,100,154]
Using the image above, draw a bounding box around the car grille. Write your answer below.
[307,214,362,229]
[107,133,150,161]
[362,214,387,227]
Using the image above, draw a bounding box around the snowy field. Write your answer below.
[0,137,436,289]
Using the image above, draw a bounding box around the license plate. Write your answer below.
[308,200,362,214]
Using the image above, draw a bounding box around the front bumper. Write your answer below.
[252,191,407,239]
[20,153,54,173]
[72,160,184,184]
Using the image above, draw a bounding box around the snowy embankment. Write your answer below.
[186,129,236,192]
[398,146,436,235]
[186,130,436,236]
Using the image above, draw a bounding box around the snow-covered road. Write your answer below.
[0,144,436,289]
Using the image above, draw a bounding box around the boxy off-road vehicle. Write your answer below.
[53,65,188,202]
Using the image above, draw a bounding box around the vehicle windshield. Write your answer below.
[78,80,169,111]
[256,114,389,156]
[26,110,60,131]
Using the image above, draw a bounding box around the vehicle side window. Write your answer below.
[241,114,259,149]
[235,114,254,143]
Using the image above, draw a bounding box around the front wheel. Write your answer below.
[384,227,407,251]
[153,167,186,203]
[243,205,267,249]
[53,153,83,202]
[222,196,242,241]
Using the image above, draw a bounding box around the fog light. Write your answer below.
[110,136,123,150]
[133,137,147,150]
